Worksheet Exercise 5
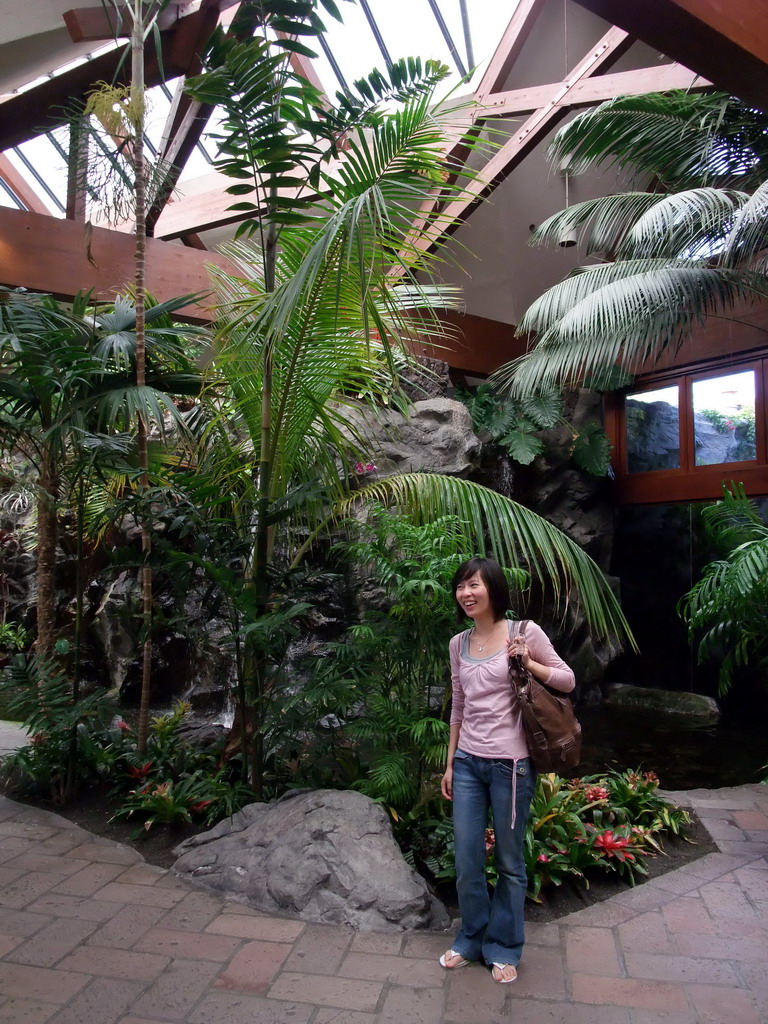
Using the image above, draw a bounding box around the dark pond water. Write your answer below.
[576,704,766,790]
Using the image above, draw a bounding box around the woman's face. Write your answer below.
[455,571,491,620]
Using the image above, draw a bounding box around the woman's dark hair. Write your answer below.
[451,557,511,623]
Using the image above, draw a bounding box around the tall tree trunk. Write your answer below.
[35,453,58,658]
[131,3,153,754]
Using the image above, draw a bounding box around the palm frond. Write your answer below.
[316,472,634,645]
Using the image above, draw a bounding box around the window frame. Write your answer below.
[605,351,768,504]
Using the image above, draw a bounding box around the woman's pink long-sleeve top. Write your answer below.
[449,620,575,760]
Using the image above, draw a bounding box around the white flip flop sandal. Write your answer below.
[492,962,518,983]
[439,949,471,969]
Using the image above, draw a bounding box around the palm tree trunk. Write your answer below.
[131,3,153,754]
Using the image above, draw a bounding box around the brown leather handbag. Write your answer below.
[509,620,582,773]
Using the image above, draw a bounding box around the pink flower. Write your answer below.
[115,719,130,731]
[585,785,609,802]
[537,853,550,862]
[643,771,659,785]
[485,828,495,854]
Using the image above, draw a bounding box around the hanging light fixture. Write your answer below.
[558,171,577,248]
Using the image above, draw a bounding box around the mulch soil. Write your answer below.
[8,782,718,924]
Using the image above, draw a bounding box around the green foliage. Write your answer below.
[413,768,690,902]
[279,505,475,810]
[456,382,612,475]
[0,653,116,802]
[0,622,30,654]
[492,92,768,394]
[679,484,768,693]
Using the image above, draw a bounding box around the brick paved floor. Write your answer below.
[0,784,766,1023]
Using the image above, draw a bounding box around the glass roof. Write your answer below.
[0,0,515,224]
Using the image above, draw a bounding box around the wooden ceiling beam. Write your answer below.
[482,64,709,118]
[0,6,214,152]
[572,0,768,111]
[475,0,548,100]
[0,154,51,215]
[63,4,182,43]
[0,207,232,322]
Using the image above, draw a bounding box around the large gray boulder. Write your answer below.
[173,789,449,932]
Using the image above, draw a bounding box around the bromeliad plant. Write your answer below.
[421,767,691,902]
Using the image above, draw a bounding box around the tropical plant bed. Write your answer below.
[8,782,717,925]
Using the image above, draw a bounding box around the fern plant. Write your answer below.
[456,383,612,474]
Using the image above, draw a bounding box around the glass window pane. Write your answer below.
[692,370,756,466]
[625,385,680,472]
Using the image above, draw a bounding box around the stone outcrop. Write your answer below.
[173,788,449,932]
[604,683,720,719]
[347,398,480,478]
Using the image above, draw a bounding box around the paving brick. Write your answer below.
[313,1009,378,1024]
[644,866,706,896]
[683,853,753,881]
[87,903,167,949]
[630,1011,699,1024]
[686,982,763,1024]
[2,854,90,877]
[558,901,636,927]
[0,865,26,887]
[220,902,266,916]
[33,831,91,856]
[509,945,567,1000]
[133,926,240,961]
[0,934,22,957]
[442,965,507,1023]
[57,946,169,982]
[0,871,62,909]
[338,951,443,987]
[569,973,689,1011]
[51,863,126,897]
[377,985,446,1023]
[6,918,99,967]
[156,892,224,932]
[733,810,768,831]
[350,931,403,955]
[661,896,716,935]
[206,914,304,943]
[565,925,623,976]
[281,923,352,974]
[524,921,562,947]
[734,866,768,900]
[46,977,146,1024]
[617,910,676,954]
[400,932,449,959]
[451,1001,632,1024]
[0,823,56,842]
[27,894,121,923]
[89,883,185,908]
[674,929,768,962]
[699,879,758,922]
[66,842,142,866]
[188,992,313,1024]
[0,909,53,940]
[0,962,91,1003]
[0,839,41,864]
[130,956,222,1019]
[114,864,168,886]
[624,950,740,985]
[213,939,292,993]
[0,998,59,1024]
[267,972,382,1011]
[608,887,672,913]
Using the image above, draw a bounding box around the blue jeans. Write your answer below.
[451,749,535,966]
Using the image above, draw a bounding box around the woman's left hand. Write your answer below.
[507,634,531,668]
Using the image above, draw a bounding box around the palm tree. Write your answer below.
[0,290,203,674]
[186,48,635,790]
[491,91,768,394]
[679,484,768,693]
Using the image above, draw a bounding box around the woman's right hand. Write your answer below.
[441,765,453,801]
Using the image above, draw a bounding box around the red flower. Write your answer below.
[189,800,213,813]
[127,762,153,780]
[643,771,659,785]
[537,853,550,862]
[593,830,635,859]
[585,785,609,802]
[114,719,130,732]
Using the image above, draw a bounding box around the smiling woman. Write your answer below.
[439,556,575,984]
